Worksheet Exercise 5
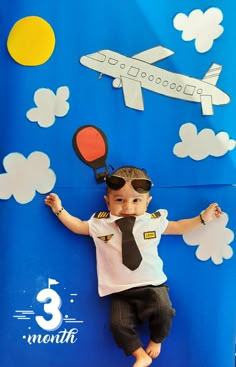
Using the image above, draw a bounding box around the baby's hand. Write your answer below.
[45,193,62,214]
[201,203,222,224]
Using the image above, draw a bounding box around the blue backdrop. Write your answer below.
[0,1,235,367]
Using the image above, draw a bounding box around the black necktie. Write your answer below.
[116,216,142,271]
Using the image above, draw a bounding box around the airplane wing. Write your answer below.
[121,76,144,110]
[132,46,174,64]
[200,95,214,115]
[202,63,222,86]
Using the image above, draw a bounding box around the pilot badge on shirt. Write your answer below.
[143,231,156,239]
[97,234,114,243]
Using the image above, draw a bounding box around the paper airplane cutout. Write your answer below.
[80,46,230,115]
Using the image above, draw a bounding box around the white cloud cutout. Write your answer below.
[173,123,235,161]
[0,152,56,204]
[26,86,70,128]
[183,212,234,265]
[173,8,224,53]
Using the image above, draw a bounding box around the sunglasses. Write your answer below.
[105,175,153,193]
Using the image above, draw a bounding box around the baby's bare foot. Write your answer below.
[146,340,161,359]
[133,347,152,367]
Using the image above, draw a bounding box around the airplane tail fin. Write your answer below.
[202,63,222,86]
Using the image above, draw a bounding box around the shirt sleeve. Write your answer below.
[87,213,96,237]
[157,209,169,234]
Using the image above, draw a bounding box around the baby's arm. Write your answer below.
[45,193,89,235]
[164,203,222,235]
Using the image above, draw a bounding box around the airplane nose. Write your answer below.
[82,52,106,62]
[80,56,86,65]
[215,91,231,106]
[224,93,231,104]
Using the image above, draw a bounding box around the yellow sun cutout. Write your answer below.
[7,16,56,66]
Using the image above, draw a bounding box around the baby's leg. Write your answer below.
[110,293,143,356]
[146,341,161,359]
[148,285,175,357]
[132,347,152,367]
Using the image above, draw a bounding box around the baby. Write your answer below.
[45,166,222,367]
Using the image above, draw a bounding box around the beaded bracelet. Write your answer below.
[56,207,64,216]
[200,213,206,225]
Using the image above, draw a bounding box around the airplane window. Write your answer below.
[184,85,196,95]
[108,58,118,65]
[148,75,154,81]
[162,80,169,87]
[120,64,125,69]
[88,52,106,62]
[156,78,161,84]
[128,67,139,77]
[176,85,182,92]
[170,83,176,89]
[141,72,147,78]
[197,88,203,94]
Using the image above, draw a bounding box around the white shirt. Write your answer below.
[88,210,169,297]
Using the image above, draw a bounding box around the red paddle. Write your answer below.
[73,125,108,182]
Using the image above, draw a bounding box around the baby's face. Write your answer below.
[104,181,152,217]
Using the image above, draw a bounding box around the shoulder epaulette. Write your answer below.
[94,211,110,219]
[150,211,161,218]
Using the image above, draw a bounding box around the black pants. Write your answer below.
[110,285,175,355]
